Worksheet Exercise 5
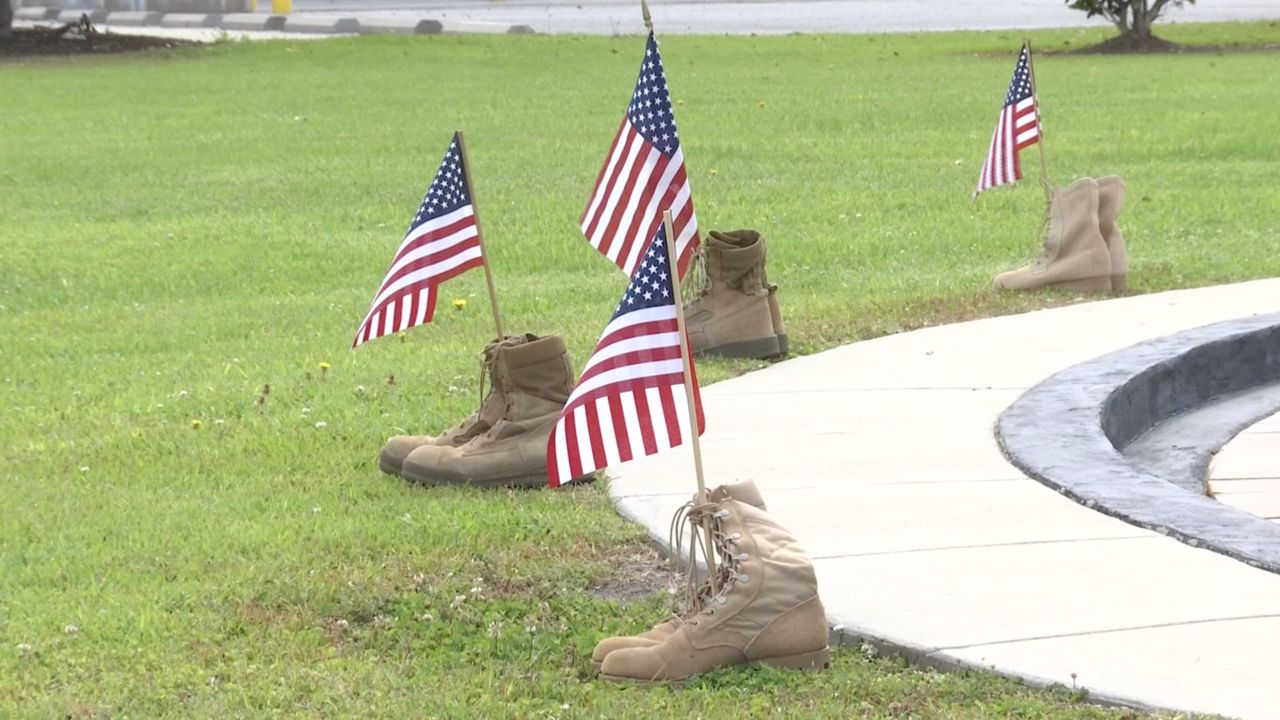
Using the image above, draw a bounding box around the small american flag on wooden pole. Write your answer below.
[975,43,1044,199]
[353,132,502,348]
[580,30,699,279]
[547,218,705,489]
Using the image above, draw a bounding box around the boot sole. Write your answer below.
[1046,276,1111,292]
[408,471,596,490]
[695,335,783,360]
[378,457,402,476]
[597,646,831,684]
[775,332,789,356]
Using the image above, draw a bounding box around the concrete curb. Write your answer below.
[12,6,537,36]
[57,8,107,23]
[15,7,59,20]
[158,12,222,27]
[220,12,285,31]
[358,17,443,35]
[282,15,359,34]
[438,19,535,34]
[104,11,162,26]
[997,312,1280,574]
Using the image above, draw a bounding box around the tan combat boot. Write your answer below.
[1096,176,1128,292]
[401,334,576,489]
[378,335,528,476]
[684,231,784,359]
[590,480,769,670]
[992,177,1112,292]
[598,485,830,683]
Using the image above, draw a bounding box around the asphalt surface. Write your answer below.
[282,0,1280,35]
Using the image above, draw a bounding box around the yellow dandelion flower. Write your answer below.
[191,419,202,429]
[319,362,331,372]
[452,298,467,311]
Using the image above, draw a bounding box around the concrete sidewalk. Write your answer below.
[1210,411,1280,523]
[609,278,1280,719]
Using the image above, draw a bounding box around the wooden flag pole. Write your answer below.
[454,131,505,341]
[1023,40,1053,208]
[641,0,652,31]
[662,209,718,595]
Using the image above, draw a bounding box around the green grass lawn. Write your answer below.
[3,20,1277,718]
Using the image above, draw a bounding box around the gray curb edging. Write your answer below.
[14,7,538,35]
[220,12,285,31]
[158,12,222,27]
[438,19,535,34]
[358,17,442,35]
[104,11,162,26]
[57,8,106,23]
[997,312,1280,574]
[281,15,359,34]
[16,7,58,20]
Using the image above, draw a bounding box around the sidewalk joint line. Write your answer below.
[939,613,1280,650]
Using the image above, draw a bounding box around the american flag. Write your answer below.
[352,133,485,348]
[975,44,1041,198]
[547,226,704,488]
[580,31,699,279]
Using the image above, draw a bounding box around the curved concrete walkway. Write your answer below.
[609,278,1280,720]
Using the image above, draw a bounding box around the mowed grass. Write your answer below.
[2,20,1278,718]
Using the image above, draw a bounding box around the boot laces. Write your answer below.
[667,498,748,625]
[681,247,710,305]
[1033,189,1056,265]
[470,337,523,443]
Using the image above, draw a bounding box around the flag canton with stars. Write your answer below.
[1003,47,1034,108]
[411,133,471,233]
[627,32,680,157]
[612,227,675,319]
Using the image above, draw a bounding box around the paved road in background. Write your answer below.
[284,0,1280,34]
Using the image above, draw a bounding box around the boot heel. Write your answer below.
[1047,276,1110,292]
[1111,273,1127,293]
[758,646,831,671]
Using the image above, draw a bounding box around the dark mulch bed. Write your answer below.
[1057,33,1280,55]
[1,23,202,58]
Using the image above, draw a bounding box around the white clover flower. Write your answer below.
[16,643,32,653]
[314,421,327,429]
[64,625,79,635]
[79,467,89,473]
[335,619,349,630]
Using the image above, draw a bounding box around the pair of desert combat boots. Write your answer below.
[591,480,831,682]
[993,176,1129,293]
[379,333,578,488]
[685,230,789,359]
